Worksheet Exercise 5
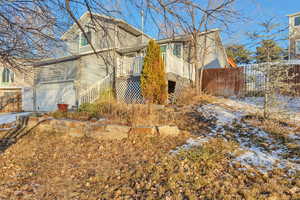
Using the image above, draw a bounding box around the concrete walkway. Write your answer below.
[0,112,31,125]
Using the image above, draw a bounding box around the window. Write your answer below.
[173,43,182,58]
[2,68,13,83]
[160,45,167,53]
[295,16,300,26]
[296,40,300,54]
[160,45,167,63]
[80,31,91,47]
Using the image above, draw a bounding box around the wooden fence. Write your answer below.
[201,65,300,97]
[0,90,22,112]
[201,68,244,97]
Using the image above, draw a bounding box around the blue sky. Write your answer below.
[224,0,299,47]
[125,0,299,48]
[69,0,299,49]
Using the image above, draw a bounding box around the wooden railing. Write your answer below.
[117,54,194,81]
[79,74,112,105]
[117,57,143,77]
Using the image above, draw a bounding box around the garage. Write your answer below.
[36,81,76,112]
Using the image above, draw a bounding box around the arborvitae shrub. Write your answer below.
[141,40,167,104]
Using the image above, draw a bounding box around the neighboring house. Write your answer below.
[0,64,34,112]
[33,12,228,111]
[288,12,300,60]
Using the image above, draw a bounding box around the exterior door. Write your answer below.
[36,82,76,111]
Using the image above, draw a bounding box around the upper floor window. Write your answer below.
[80,31,91,47]
[2,68,14,83]
[296,40,300,54]
[173,43,182,58]
[295,16,300,26]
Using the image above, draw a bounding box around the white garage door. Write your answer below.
[36,82,76,111]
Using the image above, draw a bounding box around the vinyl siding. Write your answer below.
[35,60,77,84]
[78,52,114,90]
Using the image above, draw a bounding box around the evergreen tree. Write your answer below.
[141,40,167,104]
[255,39,283,63]
[226,44,252,64]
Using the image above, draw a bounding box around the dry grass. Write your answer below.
[175,87,217,106]
[243,115,297,139]
[1,98,300,199]
[243,115,300,159]
[0,131,299,199]
[51,99,180,127]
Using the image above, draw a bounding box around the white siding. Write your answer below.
[22,87,34,111]
[36,82,76,111]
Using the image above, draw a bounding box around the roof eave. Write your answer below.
[287,12,300,17]
[61,11,153,40]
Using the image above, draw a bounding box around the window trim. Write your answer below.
[295,40,300,55]
[160,44,167,53]
[295,16,300,27]
[2,68,13,83]
[173,43,183,58]
[79,31,92,47]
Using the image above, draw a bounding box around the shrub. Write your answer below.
[141,39,167,104]
[176,87,216,105]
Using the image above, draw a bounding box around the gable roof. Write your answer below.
[287,12,300,17]
[116,29,223,54]
[156,29,220,44]
[61,11,152,40]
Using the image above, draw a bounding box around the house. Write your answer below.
[33,12,228,111]
[0,63,34,112]
[288,12,300,60]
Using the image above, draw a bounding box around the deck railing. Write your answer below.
[117,57,143,77]
[117,54,195,81]
[79,74,112,105]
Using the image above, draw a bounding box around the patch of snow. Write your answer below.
[197,104,243,126]
[0,112,31,125]
[180,103,300,172]
[289,133,300,140]
[228,96,300,123]
[171,137,209,153]
[235,150,277,171]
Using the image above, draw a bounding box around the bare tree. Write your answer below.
[0,1,68,71]
[129,0,238,93]
[246,19,298,119]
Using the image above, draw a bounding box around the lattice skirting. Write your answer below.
[116,77,144,104]
[168,79,190,104]
[116,75,192,104]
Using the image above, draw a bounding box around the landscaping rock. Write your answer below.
[68,127,85,137]
[157,125,180,137]
[129,126,158,136]
[103,125,130,140]
[87,124,107,138]
[78,115,90,121]
[152,104,165,110]
[90,118,98,122]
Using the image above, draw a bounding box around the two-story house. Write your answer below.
[0,63,34,112]
[33,12,228,111]
[288,12,300,60]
